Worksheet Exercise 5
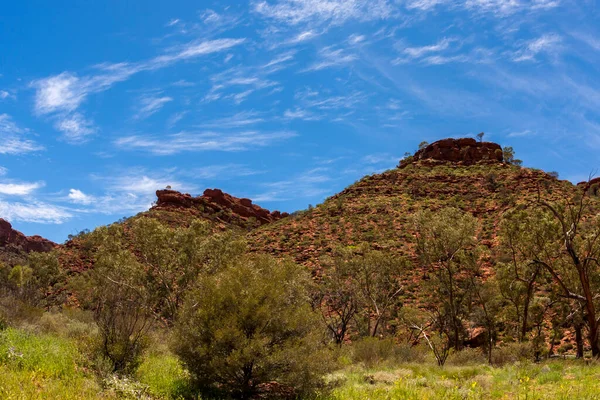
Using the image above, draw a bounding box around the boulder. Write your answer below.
[401,138,503,167]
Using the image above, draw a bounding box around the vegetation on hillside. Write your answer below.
[4,144,600,398]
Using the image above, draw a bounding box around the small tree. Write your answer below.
[313,253,361,345]
[413,208,481,351]
[173,254,332,399]
[498,209,550,341]
[352,248,407,337]
[418,141,429,150]
[75,224,153,373]
[503,146,522,166]
[477,132,485,142]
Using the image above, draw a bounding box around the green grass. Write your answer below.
[325,361,600,400]
[136,352,190,399]
[3,326,600,399]
[0,327,105,399]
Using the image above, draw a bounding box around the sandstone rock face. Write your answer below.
[0,218,56,254]
[401,138,503,167]
[155,189,288,227]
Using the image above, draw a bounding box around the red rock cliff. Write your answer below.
[0,218,56,254]
[154,189,288,226]
[401,138,504,167]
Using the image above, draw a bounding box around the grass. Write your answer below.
[3,326,600,399]
[325,361,600,400]
[0,327,105,399]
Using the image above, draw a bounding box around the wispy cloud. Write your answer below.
[0,181,44,196]
[76,168,200,215]
[404,38,455,58]
[0,201,72,224]
[114,130,297,155]
[252,167,332,202]
[508,129,534,137]
[0,114,44,155]
[254,0,394,26]
[196,111,265,129]
[31,37,246,140]
[512,34,562,62]
[393,37,464,64]
[303,46,357,71]
[405,0,448,11]
[283,108,320,120]
[54,113,96,143]
[0,90,14,100]
[464,0,560,16]
[135,95,173,120]
[183,164,263,180]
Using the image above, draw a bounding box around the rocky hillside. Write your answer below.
[247,138,574,270]
[0,138,583,276]
[137,188,288,230]
[0,219,56,265]
[56,188,288,273]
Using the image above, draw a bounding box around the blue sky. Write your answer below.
[1,0,599,242]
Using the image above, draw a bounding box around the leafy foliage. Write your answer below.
[173,254,332,399]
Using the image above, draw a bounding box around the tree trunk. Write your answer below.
[521,278,537,341]
[578,266,599,357]
[575,324,584,359]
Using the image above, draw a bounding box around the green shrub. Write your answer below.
[352,338,427,367]
[173,254,333,399]
[491,342,533,366]
[446,347,487,366]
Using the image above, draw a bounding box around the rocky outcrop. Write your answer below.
[0,218,56,254]
[154,189,288,227]
[400,138,503,167]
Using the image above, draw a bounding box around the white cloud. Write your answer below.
[149,38,246,68]
[508,129,534,137]
[464,0,559,15]
[252,167,332,202]
[0,181,43,196]
[32,72,89,115]
[196,111,265,129]
[135,95,173,119]
[405,0,560,15]
[99,169,197,196]
[167,111,188,127]
[185,164,262,179]
[54,113,96,143]
[283,108,320,120]
[0,114,44,155]
[288,30,319,44]
[68,189,94,205]
[166,18,180,27]
[0,201,72,224]
[513,34,562,62]
[349,34,366,44]
[303,46,358,71]
[362,153,398,165]
[254,0,394,25]
[403,37,455,58]
[0,167,6,176]
[31,38,245,139]
[0,90,11,100]
[405,0,448,10]
[114,130,297,155]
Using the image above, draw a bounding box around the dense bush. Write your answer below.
[491,342,534,366]
[173,254,333,399]
[352,338,427,367]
